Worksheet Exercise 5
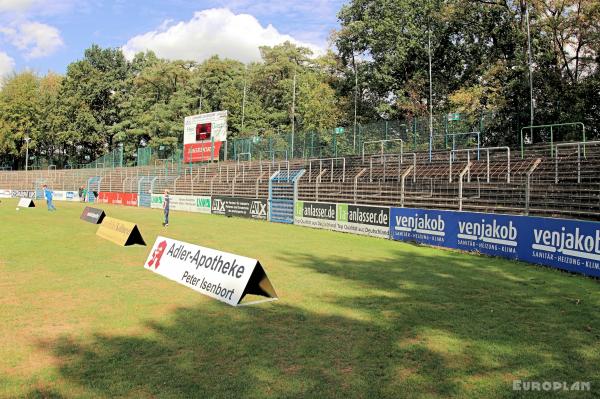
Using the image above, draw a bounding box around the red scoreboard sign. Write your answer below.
[184,141,223,162]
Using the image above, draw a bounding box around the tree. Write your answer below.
[0,72,40,168]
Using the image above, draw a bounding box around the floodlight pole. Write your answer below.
[291,67,297,157]
[352,51,358,153]
[24,135,31,187]
[526,4,534,132]
[241,67,247,134]
[25,136,31,172]
[428,26,434,162]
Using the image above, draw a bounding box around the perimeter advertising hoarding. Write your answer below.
[97,192,138,207]
[151,194,211,214]
[294,201,337,230]
[52,191,80,201]
[211,196,268,220]
[11,190,35,199]
[390,207,600,278]
[294,201,390,238]
[336,204,390,238]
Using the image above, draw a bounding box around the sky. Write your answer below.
[0,0,347,78]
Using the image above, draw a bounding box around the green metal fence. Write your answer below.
[225,113,489,161]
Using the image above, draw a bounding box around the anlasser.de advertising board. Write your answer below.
[294,201,390,238]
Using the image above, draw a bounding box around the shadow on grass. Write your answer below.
[30,248,600,398]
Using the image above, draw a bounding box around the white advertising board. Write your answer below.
[151,194,211,213]
[145,236,277,306]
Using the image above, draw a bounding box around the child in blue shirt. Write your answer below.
[43,184,56,211]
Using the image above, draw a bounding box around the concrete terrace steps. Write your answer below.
[2,141,600,221]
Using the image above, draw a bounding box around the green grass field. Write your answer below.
[1,199,599,398]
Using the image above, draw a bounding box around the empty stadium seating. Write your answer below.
[2,141,599,221]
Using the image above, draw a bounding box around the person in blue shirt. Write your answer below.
[162,190,170,227]
[42,184,56,211]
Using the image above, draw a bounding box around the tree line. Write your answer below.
[0,0,598,168]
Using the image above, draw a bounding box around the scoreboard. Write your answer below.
[184,111,228,162]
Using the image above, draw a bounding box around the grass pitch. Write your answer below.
[1,199,599,398]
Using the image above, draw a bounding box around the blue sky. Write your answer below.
[0,0,346,77]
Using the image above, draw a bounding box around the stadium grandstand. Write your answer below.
[0,114,597,222]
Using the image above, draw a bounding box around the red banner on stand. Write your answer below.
[97,192,138,207]
[184,141,222,163]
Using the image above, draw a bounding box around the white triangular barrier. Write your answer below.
[17,198,35,208]
[144,236,278,306]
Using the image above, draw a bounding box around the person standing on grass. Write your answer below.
[42,184,56,211]
[78,186,84,202]
[162,189,170,227]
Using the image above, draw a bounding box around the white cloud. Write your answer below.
[0,0,38,12]
[122,8,323,63]
[0,0,78,15]
[0,21,63,58]
[0,50,14,78]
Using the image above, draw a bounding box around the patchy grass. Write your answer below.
[0,199,599,398]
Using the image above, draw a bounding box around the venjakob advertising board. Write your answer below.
[151,194,211,213]
[145,236,278,306]
[295,201,390,238]
[0,189,10,198]
[211,196,268,220]
[390,207,600,279]
[390,208,450,247]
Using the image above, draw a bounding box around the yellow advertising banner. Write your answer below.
[96,216,146,246]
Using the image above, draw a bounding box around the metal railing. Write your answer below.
[525,158,542,215]
[450,146,510,183]
[458,162,473,211]
[368,153,416,183]
[446,131,481,157]
[400,165,414,208]
[362,139,403,162]
[353,168,367,204]
[315,169,328,202]
[521,122,585,158]
[554,141,600,184]
[308,157,346,183]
